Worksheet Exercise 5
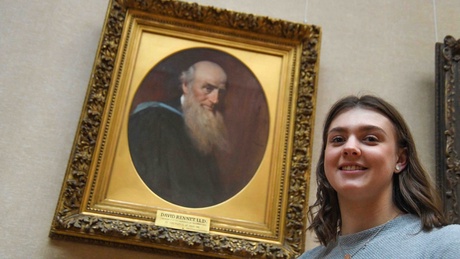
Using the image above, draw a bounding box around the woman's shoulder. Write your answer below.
[401,215,460,243]
[431,223,460,238]
[297,245,325,259]
[429,224,460,258]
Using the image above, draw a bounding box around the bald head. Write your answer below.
[180,61,227,87]
[193,61,227,84]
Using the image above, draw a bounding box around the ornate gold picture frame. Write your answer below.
[435,35,460,224]
[49,1,321,258]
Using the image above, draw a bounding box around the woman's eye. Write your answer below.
[363,135,378,142]
[330,136,345,143]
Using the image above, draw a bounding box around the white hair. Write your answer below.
[179,64,195,89]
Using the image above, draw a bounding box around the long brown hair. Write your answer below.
[308,95,446,246]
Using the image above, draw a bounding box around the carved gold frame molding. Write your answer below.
[49,0,322,258]
[435,35,460,224]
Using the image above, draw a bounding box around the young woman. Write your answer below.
[299,95,460,258]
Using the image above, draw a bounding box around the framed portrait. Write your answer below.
[49,0,322,258]
[435,35,460,224]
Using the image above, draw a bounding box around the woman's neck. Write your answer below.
[339,197,402,235]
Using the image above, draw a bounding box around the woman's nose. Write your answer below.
[342,138,361,156]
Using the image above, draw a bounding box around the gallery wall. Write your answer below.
[0,0,459,258]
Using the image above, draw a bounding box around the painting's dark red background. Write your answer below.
[130,48,269,201]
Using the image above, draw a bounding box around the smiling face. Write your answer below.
[324,107,406,202]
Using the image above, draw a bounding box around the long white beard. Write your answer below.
[182,94,229,155]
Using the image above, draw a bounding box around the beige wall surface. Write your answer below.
[1,0,459,258]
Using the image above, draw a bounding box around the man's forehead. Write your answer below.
[195,62,226,77]
[194,69,226,88]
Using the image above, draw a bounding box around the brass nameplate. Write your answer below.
[155,210,211,233]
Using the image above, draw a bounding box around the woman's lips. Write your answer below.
[340,165,366,171]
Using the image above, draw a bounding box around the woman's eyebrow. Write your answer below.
[328,126,346,135]
[328,125,387,136]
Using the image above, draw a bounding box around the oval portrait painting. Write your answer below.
[128,48,269,208]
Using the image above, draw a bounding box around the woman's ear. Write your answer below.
[395,148,408,173]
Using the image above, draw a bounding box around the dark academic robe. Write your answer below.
[128,99,222,208]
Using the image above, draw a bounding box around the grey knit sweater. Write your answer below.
[298,214,460,258]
